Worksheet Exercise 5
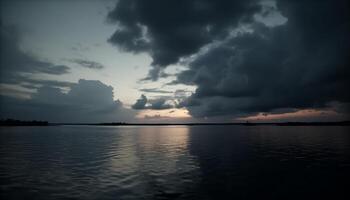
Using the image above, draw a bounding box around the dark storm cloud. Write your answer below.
[172,0,350,118]
[132,94,173,110]
[131,94,147,109]
[70,58,104,70]
[149,98,173,110]
[0,79,136,123]
[0,22,70,89]
[107,0,349,119]
[107,0,261,80]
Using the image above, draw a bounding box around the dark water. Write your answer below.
[0,126,349,200]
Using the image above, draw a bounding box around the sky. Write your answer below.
[0,0,349,123]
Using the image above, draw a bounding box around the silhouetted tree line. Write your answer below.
[0,119,48,126]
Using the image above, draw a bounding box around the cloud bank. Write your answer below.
[0,79,136,123]
[109,0,350,119]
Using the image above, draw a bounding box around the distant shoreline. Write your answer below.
[1,119,350,127]
[71,121,350,126]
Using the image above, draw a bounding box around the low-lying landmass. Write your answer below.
[0,119,49,126]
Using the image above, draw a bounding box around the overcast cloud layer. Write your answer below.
[110,0,350,118]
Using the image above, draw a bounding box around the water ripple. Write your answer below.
[1,125,349,199]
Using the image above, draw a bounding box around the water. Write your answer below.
[0,125,349,200]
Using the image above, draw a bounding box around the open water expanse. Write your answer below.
[0,125,349,199]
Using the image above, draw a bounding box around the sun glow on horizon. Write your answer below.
[136,108,191,120]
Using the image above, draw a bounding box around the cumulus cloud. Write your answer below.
[70,58,104,70]
[149,98,173,110]
[132,94,148,109]
[0,79,136,123]
[107,0,262,80]
[132,94,174,110]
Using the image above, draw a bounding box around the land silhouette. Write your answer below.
[0,119,48,126]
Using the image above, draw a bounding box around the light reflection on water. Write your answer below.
[0,125,349,199]
[105,126,199,199]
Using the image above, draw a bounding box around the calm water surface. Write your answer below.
[0,125,349,199]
